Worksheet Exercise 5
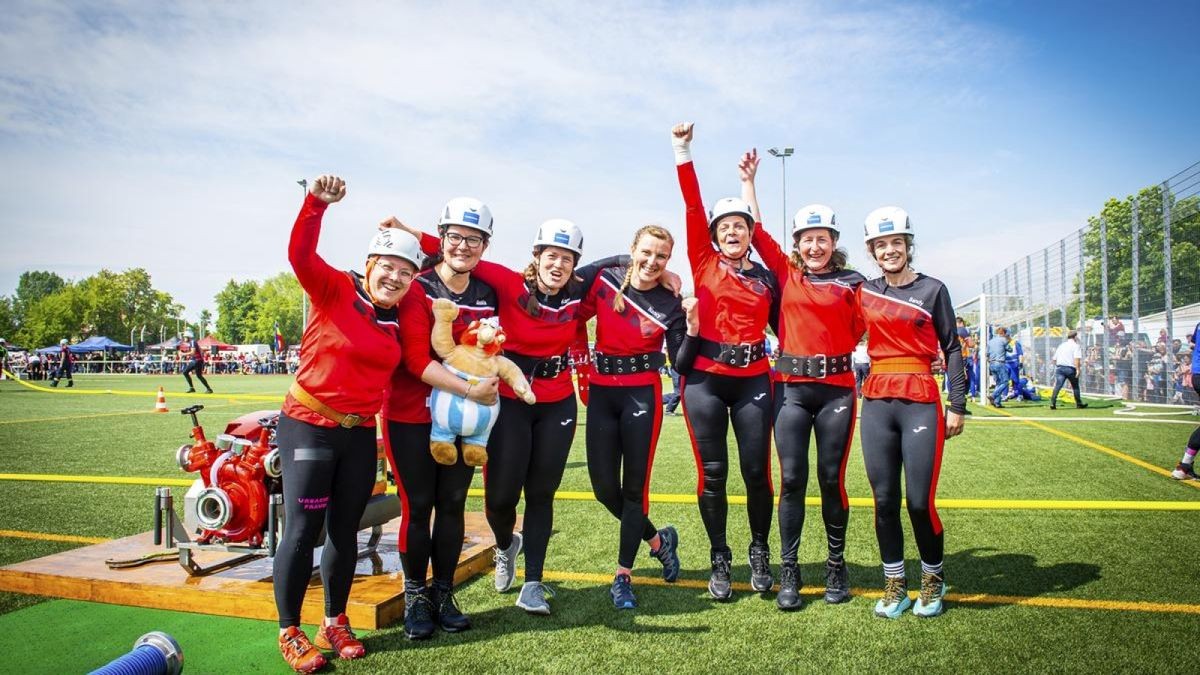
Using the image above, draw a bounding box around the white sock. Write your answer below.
[882,560,905,580]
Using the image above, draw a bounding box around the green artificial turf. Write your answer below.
[1,374,1198,673]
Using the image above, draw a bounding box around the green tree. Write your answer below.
[246,273,304,346]
[1076,185,1200,320]
[214,279,260,344]
[0,297,18,343]
[17,284,85,348]
[15,271,65,315]
[198,309,213,337]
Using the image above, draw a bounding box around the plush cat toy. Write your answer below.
[429,298,536,466]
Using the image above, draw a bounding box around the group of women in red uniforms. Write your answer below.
[271,120,966,670]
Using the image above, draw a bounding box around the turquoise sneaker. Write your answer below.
[912,572,946,618]
[873,576,912,619]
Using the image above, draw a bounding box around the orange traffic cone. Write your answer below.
[154,386,169,413]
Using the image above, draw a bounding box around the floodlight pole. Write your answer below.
[297,179,309,329]
[767,147,794,242]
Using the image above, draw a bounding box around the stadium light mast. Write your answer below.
[767,147,794,241]
[297,179,309,329]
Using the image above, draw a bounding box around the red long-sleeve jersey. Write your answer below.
[856,274,966,413]
[751,227,864,387]
[678,161,776,377]
[579,266,686,387]
[383,269,498,423]
[281,193,403,427]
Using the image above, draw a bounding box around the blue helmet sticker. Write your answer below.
[807,214,822,225]
[463,211,480,224]
[553,232,571,245]
[878,220,895,233]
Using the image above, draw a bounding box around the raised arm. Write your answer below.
[379,216,440,257]
[288,175,348,306]
[672,123,714,271]
[741,151,789,278]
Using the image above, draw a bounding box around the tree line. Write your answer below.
[0,269,304,351]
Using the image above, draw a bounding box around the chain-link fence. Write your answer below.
[974,160,1200,404]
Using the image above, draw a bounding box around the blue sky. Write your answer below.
[0,0,1196,321]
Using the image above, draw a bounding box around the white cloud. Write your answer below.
[0,0,1053,318]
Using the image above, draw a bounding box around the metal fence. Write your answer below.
[975,160,1200,404]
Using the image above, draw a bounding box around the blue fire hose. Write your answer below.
[88,631,183,675]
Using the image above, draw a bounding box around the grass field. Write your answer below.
[1,373,1199,673]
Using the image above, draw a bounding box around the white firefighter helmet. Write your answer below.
[793,204,838,239]
[438,197,494,237]
[367,228,424,269]
[707,197,755,230]
[532,219,584,256]
[863,206,914,243]
[59,338,68,345]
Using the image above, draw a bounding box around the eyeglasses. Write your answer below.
[444,232,485,249]
[375,260,414,281]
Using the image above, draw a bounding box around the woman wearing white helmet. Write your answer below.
[400,216,624,615]
[855,206,966,620]
[49,338,74,387]
[671,123,779,601]
[378,197,504,640]
[178,328,212,394]
[272,175,493,672]
[739,150,866,610]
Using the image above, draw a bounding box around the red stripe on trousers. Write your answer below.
[380,422,411,552]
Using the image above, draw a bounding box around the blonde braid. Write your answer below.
[523,257,542,316]
[612,263,635,312]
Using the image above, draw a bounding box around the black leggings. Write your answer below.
[586,381,662,569]
[859,398,945,568]
[384,421,474,587]
[181,359,210,390]
[682,370,774,553]
[273,415,378,628]
[774,381,856,564]
[484,395,577,583]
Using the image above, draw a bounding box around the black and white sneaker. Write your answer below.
[824,559,850,604]
[776,562,802,611]
[748,543,773,592]
[610,573,637,610]
[649,526,680,583]
[709,548,733,601]
[493,532,523,592]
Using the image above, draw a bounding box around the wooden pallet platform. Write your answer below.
[0,513,500,629]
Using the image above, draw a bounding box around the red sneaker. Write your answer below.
[278,626,327,673]
[315,614,366,659]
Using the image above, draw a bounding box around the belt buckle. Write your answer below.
[810,353,827,378]
[737,342,754,367]
[339,413,362,429]
[545,355,563,376]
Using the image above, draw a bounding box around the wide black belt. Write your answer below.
[776,352,853,379]
[698,338,768,368]
[594,351,665,375]
[506,351,570,379]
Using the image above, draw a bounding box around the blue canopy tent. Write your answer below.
[37,336,134,354]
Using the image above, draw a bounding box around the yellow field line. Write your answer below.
[990,407,1200,490]
[531,569,1200,615]
[1,524,1193,615]
[2,474,1197,510]
[0,529,109,545]
[463,488,1200,510]
[0,401,243,425]
[0,371,282,402]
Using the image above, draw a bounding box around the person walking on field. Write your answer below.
[985,327,1009,407]
[179,329,213,394]
[50,338,74,387]
[1049,330,1088,410]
